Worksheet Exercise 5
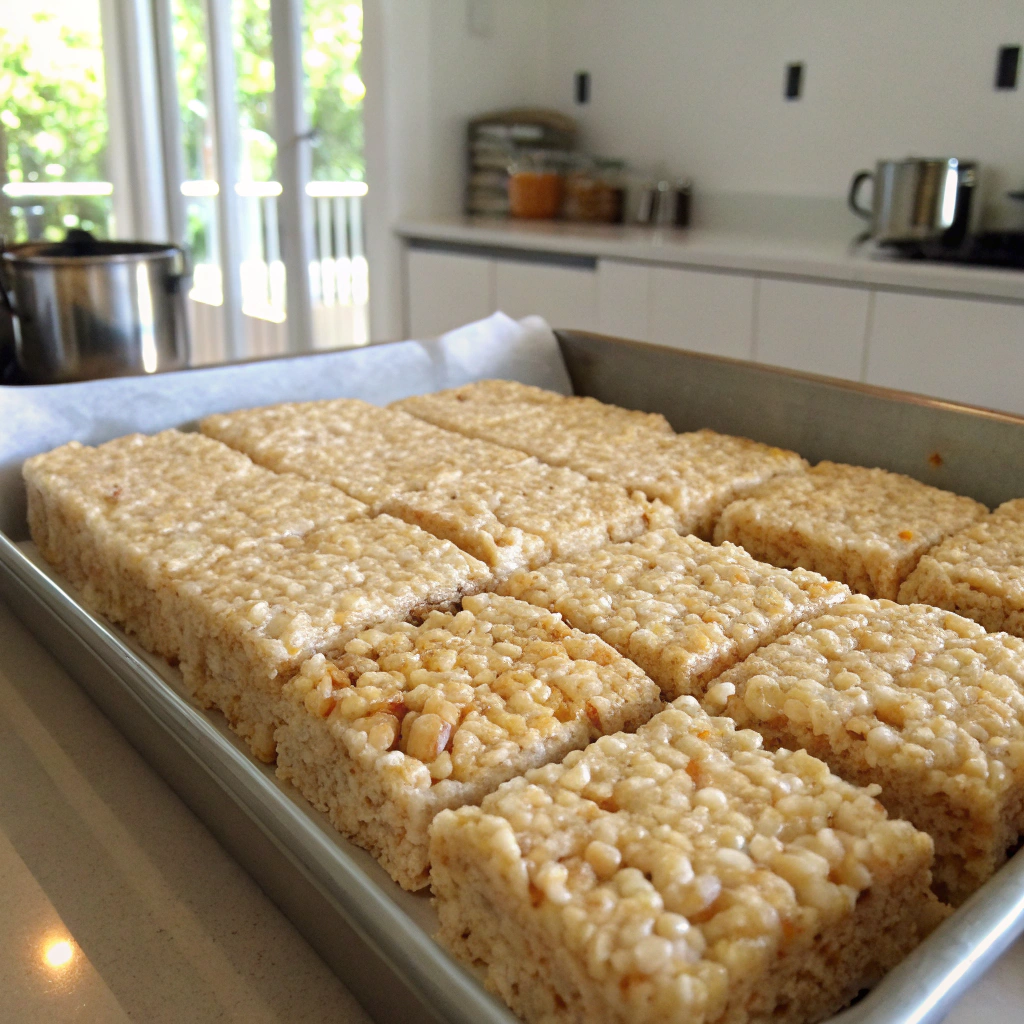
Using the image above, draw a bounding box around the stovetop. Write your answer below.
[881,231,1024,270]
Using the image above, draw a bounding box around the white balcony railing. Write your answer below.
[2,179,369,358]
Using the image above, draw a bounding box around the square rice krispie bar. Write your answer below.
[23,430,368,657]
[899,498,1024,636]
[398,382,807,539]
[500,529,849,701]
[24,434,492,761]
[275,593,663,889]
[160,514,493,761]
[201,397,529,509]
[708,595,1024,904]
[714,461,987,599]
[379,459,672,579]
[568,429,808,538]
[430,698,942,1024]
[392,380,675,468]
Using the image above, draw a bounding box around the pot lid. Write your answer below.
[2,230,179,266]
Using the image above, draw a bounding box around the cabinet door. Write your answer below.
[597,259,650,340]
[648,266,756,358]
[866,292,1024,415]
[493,259,598,332]
[405,249,495,339]
[756,278,871,381]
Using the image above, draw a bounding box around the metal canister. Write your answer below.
[0,231,191,384]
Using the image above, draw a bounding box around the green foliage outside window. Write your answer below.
[0,4,110,239]
[1,0,364,243]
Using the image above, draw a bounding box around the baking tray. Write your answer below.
[2,313,1023,1024]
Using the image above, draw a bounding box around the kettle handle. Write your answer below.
[848,170,873,220]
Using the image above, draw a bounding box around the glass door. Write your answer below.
[303,1,367,348]
[156,0,366,361]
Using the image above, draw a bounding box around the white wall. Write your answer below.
[363,0,548,339]
[543,0,1024,220]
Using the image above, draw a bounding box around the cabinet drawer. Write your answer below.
[406,249,494,339]
[648,266,756,359]
[866,291,1024,415]
[596,259,650,340]
[493,260,598,331]
[756,278,870,381]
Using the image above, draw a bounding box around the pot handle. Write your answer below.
[167,244,193,294]
[0,237,16,316]
[848,170,873,220]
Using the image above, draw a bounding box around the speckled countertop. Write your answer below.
[0,599,371,1024]
[1,594,1022,1023]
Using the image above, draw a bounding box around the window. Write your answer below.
[1,0,367,361]
[0,1,113,241]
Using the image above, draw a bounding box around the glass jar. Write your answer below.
[563,158,626,223]
[508,151,563,219]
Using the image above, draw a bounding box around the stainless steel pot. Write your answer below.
[0,232,191,384]
[848,158,980,247]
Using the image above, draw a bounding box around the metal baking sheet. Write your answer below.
[2,314,1023,1024]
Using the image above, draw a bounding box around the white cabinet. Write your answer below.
[493,259,598,331]
[596,259,650,340]
[865,292,1024,415]
[648,266,756,359]
[405,249,494,339]
[756,278,871,381]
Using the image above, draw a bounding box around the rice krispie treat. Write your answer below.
[380,459,671,579]
[275,593,662,889]
[201,397,528,509]
[430,698,941,1024]
[392,381,675,468]
[399,384,807,539]
[709,595,1024,904]
[899,498,1024,636]
[395,378,570,417]
[23,431,367,657]
[500,529,849,700]
[569,429,808,538]
[714,461,987,599]
[25,436,491,761]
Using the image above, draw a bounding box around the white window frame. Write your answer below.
[105,0,345,357]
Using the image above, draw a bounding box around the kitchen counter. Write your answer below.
[0,598,371,1024]
[2,588,1023,1023]
[397,217,1024,303]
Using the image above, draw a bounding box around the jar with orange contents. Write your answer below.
[508,151,564,220]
